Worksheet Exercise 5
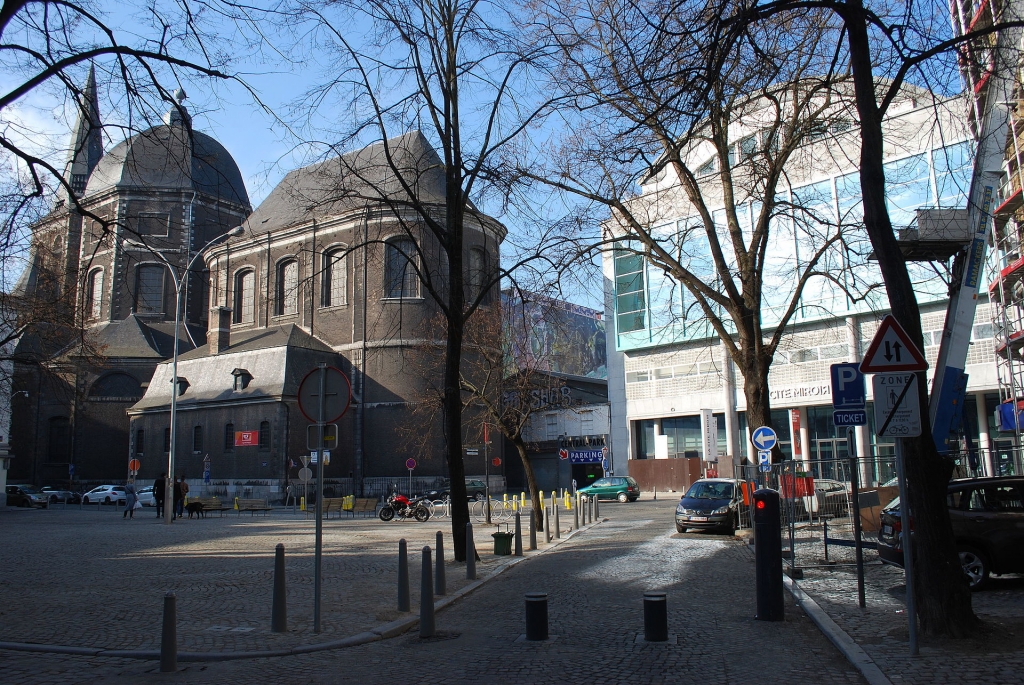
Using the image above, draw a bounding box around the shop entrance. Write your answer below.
[813,438,849,479]
[571,463,604,491]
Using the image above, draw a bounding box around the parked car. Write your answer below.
[431,478,489,501]
[136,486,156,507]
[578,476,641,503]
[82,485,127,505]
[813,479,851,517]
[675,478,744,533]
[40,486,80,504]
[878,477,1024,590]
[6,485,49,508]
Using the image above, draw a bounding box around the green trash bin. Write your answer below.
[492,531,514,555]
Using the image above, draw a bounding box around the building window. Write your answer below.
[276,259,298,315]
[581,411,594,435]
[468,247,486,301]
[193,425,203,453]
[85,268,103,320]
[47,417,70,462]
[130,213,170,237]
[385,238,419,298]
[233,270,255,323]
[135,429,144,457]
[321,249,347,307]
[224,423,235,451]
[163,427,171,453]
[545,414,559,440]
[135,264,165,314]
[614,248,646,333]
[259,420,271,450]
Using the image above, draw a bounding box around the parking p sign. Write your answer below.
[831,362,867,427]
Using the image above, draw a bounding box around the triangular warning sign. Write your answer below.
[860,315,928,373]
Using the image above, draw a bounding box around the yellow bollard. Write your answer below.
[521,492,526,508]
[300,496,306,512]
[234,496,239,511]
[565,492,571,510]
[504,493,508,503]
[511,498,518,512]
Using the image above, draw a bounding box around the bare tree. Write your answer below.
[264,0,561,560]
[521,0,878,460]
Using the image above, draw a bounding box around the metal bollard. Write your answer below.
[573,495,580,530]
[643,592,668,642]
[525,592,549,641]
[553,502,561,539]
[160,591,177,672]
[753,489,784,621]
[398,538,411,612]
[272,543,287,632]
[420,546,435,638]
[543,506,551,543]
[514,512,524,556]
[466,522,476,580]
[594,494,600,518]
[653,486,657,501]
[435,531,446,596]
[529,509,538,550]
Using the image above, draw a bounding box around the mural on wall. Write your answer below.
[504,291,607,379]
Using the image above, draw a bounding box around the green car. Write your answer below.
[578,476,640,503]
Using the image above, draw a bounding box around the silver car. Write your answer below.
[136,486,156,507]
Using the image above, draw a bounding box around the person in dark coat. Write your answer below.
[173,477,184,519]
[154,473,166,518]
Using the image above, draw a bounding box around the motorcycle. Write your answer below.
[378,493,431,522]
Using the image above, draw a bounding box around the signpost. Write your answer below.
[406,458,416,497]
[751,426,777,452]
[757,450,771,472]
[830,362,867,608]
[859,317,927,655]
[297,364,352,634]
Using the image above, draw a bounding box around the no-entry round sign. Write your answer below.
[405,458,417,470]
[492,457,501,467]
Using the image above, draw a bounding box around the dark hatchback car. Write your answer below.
[878,477,1024,590]
[675,478,744,534]
[5,485,48,508]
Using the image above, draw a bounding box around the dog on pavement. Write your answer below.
[186,501,206,519]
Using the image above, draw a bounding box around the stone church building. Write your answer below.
[9,72,503,498]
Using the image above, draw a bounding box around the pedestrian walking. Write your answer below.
[173,477,183,519]
[154,473,165,518]
[123,480,138,519]
[175,476,189,519]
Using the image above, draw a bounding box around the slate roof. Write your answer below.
[242,131,454,234]
[84,123,250,208]
[131,324,338,411]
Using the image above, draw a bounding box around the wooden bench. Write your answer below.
[322,497,348,519]
[346,497,378,518]
[192,496,230,517]
[236,498,272,516]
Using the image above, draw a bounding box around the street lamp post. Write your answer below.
[125,227,243,524]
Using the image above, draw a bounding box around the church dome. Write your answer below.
[84,119,250,209]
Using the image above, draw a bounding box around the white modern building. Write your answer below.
[602,85,1008,487]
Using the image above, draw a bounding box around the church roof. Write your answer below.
[84,122,250,208]
[130,324,339,412]
[242,131,453,233]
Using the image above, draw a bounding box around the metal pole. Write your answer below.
[398,538,410,612]
[524,592,549,641]
[160,591,177,672]
[272,543,287,632]
[420,546,435,638]
[435,531,446,596]
[643,591,668,642]
[895,438,918,655]
[466,522,476,580]
[848,427,866,608]
[529,508,537,551]
[484,435,491,524]
[165,277,182,525]
[514,512,523,556]
[314,362,326,633]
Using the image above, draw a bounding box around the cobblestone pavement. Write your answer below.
[1,499,864,684]
[786,517,1024,684]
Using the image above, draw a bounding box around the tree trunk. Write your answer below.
[445,319,469,561]
[844,0,977,635]
[513,436,544,531]
[740,353,784,462]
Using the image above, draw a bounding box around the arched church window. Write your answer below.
[321,248,347,307]
[276,259,298,315]
[85,268,103,320]
[233,269,255,323]
[385,238,419,299]
[135,264,165,314]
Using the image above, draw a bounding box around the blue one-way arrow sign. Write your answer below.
[751,426,778,451]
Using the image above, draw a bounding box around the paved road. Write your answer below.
[1,499,863,684]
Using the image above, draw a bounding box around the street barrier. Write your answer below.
[525,592,548,641]
[272,543,287,632]
[398,539,410,612]
[160,592,177,672]
[420,547,435,638]
[643,592,668,642]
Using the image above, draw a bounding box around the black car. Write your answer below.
[878,477,1024,590]
[425,478,489,501]
[675,478,744,533]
